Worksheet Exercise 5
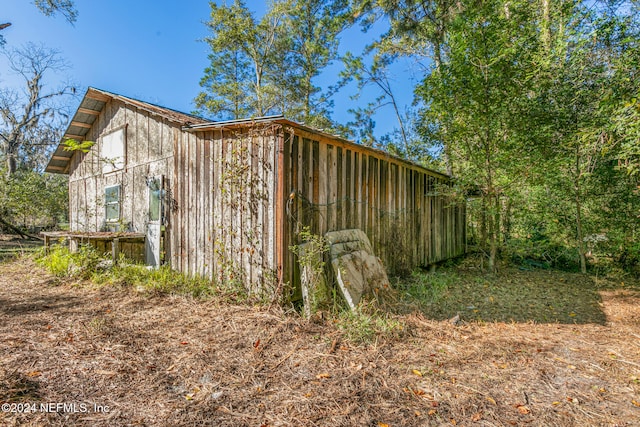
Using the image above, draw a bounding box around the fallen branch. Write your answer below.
[0,215,40,240]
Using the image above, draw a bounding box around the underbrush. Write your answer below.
[334,301,407,345]
[34,245,241,299]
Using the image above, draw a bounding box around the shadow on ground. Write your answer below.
[397,266,626,325]
[0,294,83,316]
[0,235,42,261]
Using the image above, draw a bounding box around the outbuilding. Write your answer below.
[45,88,466,295]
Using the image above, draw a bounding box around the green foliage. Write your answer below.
[35,244,102,278]
[0,169,68,229]
[335,303,405,345]
[92,263,216,298]
[196,0,351,129]
[356,0,639,274]
[290,226,331,316]
[35,245,228,299]
[397,264,616,325]
[62,138,94,153]
[397,270,458,307]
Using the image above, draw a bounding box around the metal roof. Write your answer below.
[45,87,208,174]
[183,116,452,180]
[46,88,450,180]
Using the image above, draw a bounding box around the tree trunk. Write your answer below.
[487,194,498,274]
[502,196,512,243]
[574,186,587,274]
[479,196,487,251]
[573,147,587,274]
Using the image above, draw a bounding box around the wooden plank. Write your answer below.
[381,159,388,264]
[294,135,302,207]
[301,138,311,227]
[345,149,352,229]
[86,90,111,102]
[236,131,245,285]
[353,152,360,230]
[249,131,261,287]
[63,134,87,141]
[280,131,291,293]
[285,133,301,297]
[225,130,233,278]
[360,153,367,236]
[325,144,334,232]
[212,129,223,280]
[336,146,343,231]
[312,140,319,234]
[367,155,375,244]
[276,129,286,289]
[195,132,203,276]
[202,132,211,278]
[112,238,120,265]
[71,121,92,129]
[78,107,100,116]
[317,138,326,234]
[280,125,450,180]
[266,131,276,277]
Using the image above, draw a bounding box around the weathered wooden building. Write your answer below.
[46,88,466,294]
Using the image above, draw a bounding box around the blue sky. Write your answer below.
[1,0,418,140]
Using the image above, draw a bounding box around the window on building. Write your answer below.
[148,177,162,223]
[105,185,121,222]
[101,128,125,173]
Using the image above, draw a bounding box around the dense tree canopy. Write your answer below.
[195,0,352,130]
[193,0,640,273]
[0,0,636,273]
[358,0,640,273]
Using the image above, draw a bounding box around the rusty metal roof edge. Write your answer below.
[183,116,452,180]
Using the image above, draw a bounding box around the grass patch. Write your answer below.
[35,244,102,278]
[34,244,244,299]
[91,263,217,298]
[334,301,406,345]
[396,270,459,307]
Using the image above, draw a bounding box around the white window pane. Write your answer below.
[105,185,120,222]
[102,129,125,173]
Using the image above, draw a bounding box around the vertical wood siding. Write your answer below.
[280,127,466,292]
[68,100,177,240]
[171,126,279,290]
[69,109,465,295]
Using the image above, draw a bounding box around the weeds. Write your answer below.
[35,244,102,278]
[35,244,226,299]
[335,310,405,345]
[334,301,406,345]
[397,269,459,307]
[290,226,331,317]
[92,263,216,298]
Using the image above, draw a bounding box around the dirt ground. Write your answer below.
[1,255,639,426]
